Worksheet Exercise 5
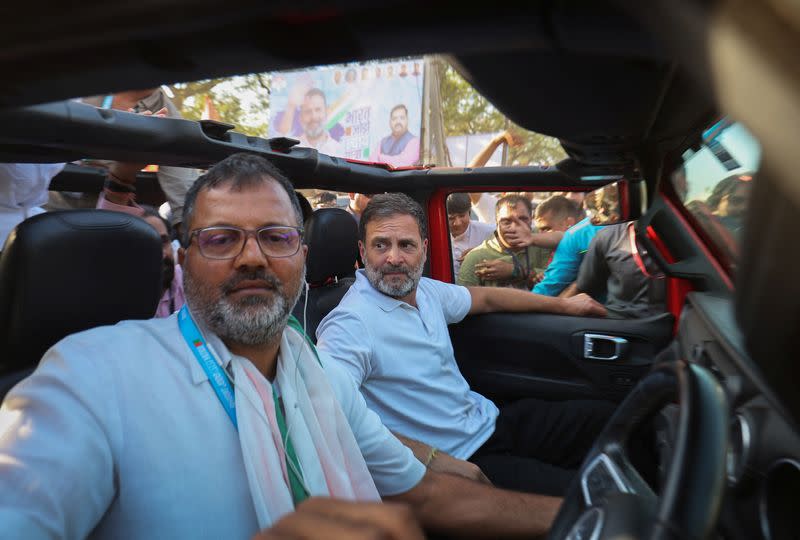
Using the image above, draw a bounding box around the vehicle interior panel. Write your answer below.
[736,170,800,431]
[0,210,163,397]
[0,101,644,191]
[672,292,800,540]
[291,208,360,340]
[450,312,674,403]
[637,196,732,294]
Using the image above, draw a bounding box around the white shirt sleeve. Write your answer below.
[471,193,498,224]
[472,220,496,243]
[316,310,373,385]
[0,338,119,539]
[425,279,472,324]
[156,166,199,226]
[320,354,426,496]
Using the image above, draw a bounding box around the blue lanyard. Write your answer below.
[178,306,238,429]
[178,307,314,502]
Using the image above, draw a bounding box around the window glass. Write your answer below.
[670,119,760,273]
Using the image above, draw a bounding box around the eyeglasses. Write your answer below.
[190,226,304,260]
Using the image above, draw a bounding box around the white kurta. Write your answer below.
[0,163,65,246]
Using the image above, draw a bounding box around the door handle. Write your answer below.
[583,334,628,361]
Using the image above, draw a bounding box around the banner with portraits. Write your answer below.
[268,59,424,167]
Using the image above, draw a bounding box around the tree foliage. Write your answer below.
[169,74,271,137]
[439,63,567,166]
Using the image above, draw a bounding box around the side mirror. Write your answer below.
[584,179,646,225]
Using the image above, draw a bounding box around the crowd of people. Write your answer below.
[439,130,668,318]
[0,99,749,539]
[447,188,667,319]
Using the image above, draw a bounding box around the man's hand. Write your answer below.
[107,161,146,185]
[390,433,490,485]
[528,271,544,287]
[428,451,493,485]
[503,219,536,248]
[457,247,474,264]
[499,129,525,147]
[287,77,313,106]
[107,107,169,184]
[252,498,424,540]
[504,216,565,249]
[558,283,580,299]
[561,293,606,317]
[133,106,168,117]
[475,259,514,281]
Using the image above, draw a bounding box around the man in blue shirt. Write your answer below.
[318,193,614,497]
[532,195,602,296]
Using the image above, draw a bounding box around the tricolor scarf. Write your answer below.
[231,318,380,528]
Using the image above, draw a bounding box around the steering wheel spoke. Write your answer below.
[580,450,656,508]
[549,362,729,540]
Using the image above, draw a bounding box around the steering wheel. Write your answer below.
[547,361,729,540]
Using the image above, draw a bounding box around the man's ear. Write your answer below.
[301,244,309,260]
[358,240,366,260]
[566,216,576,228]
[178,246,186,266]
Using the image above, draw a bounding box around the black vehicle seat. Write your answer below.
[292,208,360,341]
[0,210,163,399]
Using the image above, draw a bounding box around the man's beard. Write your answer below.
[304,122,325,139]
[364,257,424,299]
[184,266,304,347]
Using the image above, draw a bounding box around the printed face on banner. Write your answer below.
[269,59,424,168]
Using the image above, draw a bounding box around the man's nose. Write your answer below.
[235,234,268,268]
[385,246,403,265]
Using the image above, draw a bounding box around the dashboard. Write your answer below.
[676,292,800,540]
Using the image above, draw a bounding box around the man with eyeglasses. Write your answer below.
[0,153,565,539]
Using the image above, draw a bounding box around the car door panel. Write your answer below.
[449,312,673,403]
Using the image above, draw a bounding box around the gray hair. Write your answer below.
[359,193,427,242]
[182,153,303,246]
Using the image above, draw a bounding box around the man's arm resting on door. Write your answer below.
[386,469,561,539]
[467,286,606,317]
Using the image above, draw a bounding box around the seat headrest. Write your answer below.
[0,210,163,373]
[304,208,359,285]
